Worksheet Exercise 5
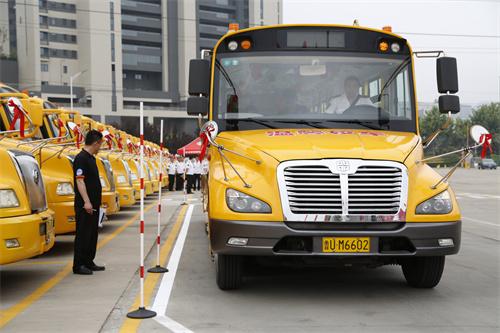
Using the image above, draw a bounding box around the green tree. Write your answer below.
[469,103,500,154]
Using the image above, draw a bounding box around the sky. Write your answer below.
[283,0,500,106]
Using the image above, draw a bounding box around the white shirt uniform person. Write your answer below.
[325,94,374,114]
[175,158,185,191]
[325,76,375,114]
[185,159,195,175]
[201,159,209,175]
[168,160,177,175]
[193,160,202,175]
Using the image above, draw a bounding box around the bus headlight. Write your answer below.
[56,182,74,196]
[226,189,271,213]
[0,189,20,208]
[117,175,127,184]
[416,190,452,214]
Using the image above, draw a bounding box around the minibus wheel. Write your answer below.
[401,256,445,288]
[215,254,242,290]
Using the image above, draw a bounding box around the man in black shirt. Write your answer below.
[73,130,105,275]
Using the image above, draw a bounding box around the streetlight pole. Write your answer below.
[70,70,86,110]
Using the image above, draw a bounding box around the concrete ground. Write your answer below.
[1,168,499,332]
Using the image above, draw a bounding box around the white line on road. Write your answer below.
[152,204,194,333]
[462,216,499,227]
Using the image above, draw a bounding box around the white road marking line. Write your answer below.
[152,204,194,333]
[456,192,500,200]
[463,216,499,227]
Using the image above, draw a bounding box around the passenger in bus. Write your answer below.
[325,76,374,114]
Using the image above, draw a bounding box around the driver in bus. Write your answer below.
[325,76,374,114]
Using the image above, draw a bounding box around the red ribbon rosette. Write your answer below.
[479,133,493,159]
[8,98,26,138]
[199,125,215,161]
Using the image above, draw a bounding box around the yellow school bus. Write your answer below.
[186,24,462,289]
[0,145,55,265]
[0,90,76,235]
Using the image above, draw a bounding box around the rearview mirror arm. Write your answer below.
[422,111,452,149]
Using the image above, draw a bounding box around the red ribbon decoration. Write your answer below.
[8,99,25,138]
[199,124,215,161]
[480,133,493,159]
[104,133,113,149]
[73,126,82,148]
[117,137,123,150]
[127,142,133,153]
[57,118,64,142]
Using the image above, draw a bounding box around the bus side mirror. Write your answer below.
[436,57,458,94]
[188,59,210,96]
[438,95,460,114]
[187,96,208,116]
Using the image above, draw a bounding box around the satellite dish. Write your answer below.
[470,125,491,145]
[201,121,218,141]
[67,121,77,130]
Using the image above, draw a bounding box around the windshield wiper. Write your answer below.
[232,118,277,129]
[323,119,383,130]
[378,56,412,102]
[270,120,326,129]
[215,58,237,96]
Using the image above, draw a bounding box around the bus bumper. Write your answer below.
[0,209,55,265]
[117,186,136,207]
[209,219,461,257]
[50,200,76,234]
[102,191,120,215]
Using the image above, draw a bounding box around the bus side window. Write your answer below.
[369,78,381,98]
[395,68,411,119]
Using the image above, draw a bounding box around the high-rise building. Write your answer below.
[0,0,282,149]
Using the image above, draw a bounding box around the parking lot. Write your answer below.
[1,168,499,332]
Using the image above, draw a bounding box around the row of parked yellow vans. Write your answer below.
[0,82,168,265]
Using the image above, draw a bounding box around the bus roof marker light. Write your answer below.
[228,23,239,32]
[228,41,238,51]
[391,43,401,53]
[382,26,392,32]
[241,40,252,50]
[378,41,389,52]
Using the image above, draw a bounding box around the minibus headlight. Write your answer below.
[416,190,452,214]
[117,175,127,184]
[0,189,20,208]
[226,189,271,213]
[56,182,74,196]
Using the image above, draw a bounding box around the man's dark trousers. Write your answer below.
[73,208,99,268]
[175,174,184,191]
[168,174,175,191]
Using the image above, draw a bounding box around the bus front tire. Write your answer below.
[216,254,242,290]
[401,256,445,288]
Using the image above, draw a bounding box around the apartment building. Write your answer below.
[0,0,282,148]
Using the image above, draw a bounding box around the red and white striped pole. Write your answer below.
[127,102,156,319]
[148,120,168,273]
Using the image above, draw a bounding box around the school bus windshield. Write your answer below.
[213,52,415,132]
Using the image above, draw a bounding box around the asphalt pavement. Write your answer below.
[1,168,499,333]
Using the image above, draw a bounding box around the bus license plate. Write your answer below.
[322,237,370,253]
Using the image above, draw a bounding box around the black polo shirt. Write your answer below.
[73,148,102,209]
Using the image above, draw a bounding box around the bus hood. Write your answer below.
[217,129,420,163]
